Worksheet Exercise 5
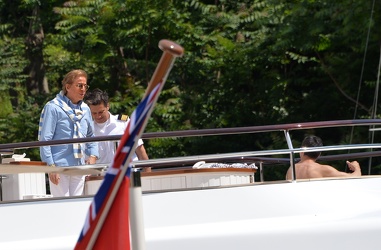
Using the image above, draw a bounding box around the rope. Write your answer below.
[367,43,381,174]
[349,0,376,142]
[348,0,376,174]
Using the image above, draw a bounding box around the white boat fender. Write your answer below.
[192,161,206,169]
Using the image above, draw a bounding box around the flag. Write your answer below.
[74,82,163,250]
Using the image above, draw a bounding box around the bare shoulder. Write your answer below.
[319,163,350,177]
[319,164,339,172]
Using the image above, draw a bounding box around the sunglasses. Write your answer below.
[74,84,90,90]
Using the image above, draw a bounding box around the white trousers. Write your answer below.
[49,174,85,197]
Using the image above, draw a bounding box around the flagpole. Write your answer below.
[86,40,184,249]
[130,168,145,250]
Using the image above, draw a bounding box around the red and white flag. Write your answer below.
[74,39,183,250]
[75,83,162,250]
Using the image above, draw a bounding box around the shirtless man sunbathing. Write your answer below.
[286,135,361,180]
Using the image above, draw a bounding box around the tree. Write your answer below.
[0,0,381,178]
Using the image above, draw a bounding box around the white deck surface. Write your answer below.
[0,177,381,249]
[144,177,381,250]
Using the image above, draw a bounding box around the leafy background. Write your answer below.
[1,0,381,180]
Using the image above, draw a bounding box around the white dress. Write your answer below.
[94,112,143,164]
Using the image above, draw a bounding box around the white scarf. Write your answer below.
[38,91,85,158]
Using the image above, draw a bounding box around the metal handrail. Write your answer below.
[131,143,381,167]
[1,119,381,150]
[1,119,381,181]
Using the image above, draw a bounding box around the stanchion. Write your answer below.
[130,168,145,250]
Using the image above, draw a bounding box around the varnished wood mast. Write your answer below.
[86,39,184,249]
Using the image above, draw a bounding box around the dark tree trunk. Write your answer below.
[25,5,48,95]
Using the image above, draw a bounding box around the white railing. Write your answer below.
[1,119,381,193]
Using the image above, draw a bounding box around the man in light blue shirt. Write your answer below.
[38,69,99,197]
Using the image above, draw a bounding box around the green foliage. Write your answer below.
[0,0,381,179]
[0,31,29,118]
[0,37,28,90]
[0,95,42,160]
[0,92,12,117]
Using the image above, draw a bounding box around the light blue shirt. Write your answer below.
[39,93,99,167]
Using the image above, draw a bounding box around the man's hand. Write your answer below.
[49,173,60,185]
[86,155,98,165]
[346,161,361,176]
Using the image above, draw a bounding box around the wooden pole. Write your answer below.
[86,40,184,249]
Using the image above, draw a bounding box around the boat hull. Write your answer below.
[144,177,381,250]
[0,177,381,249]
